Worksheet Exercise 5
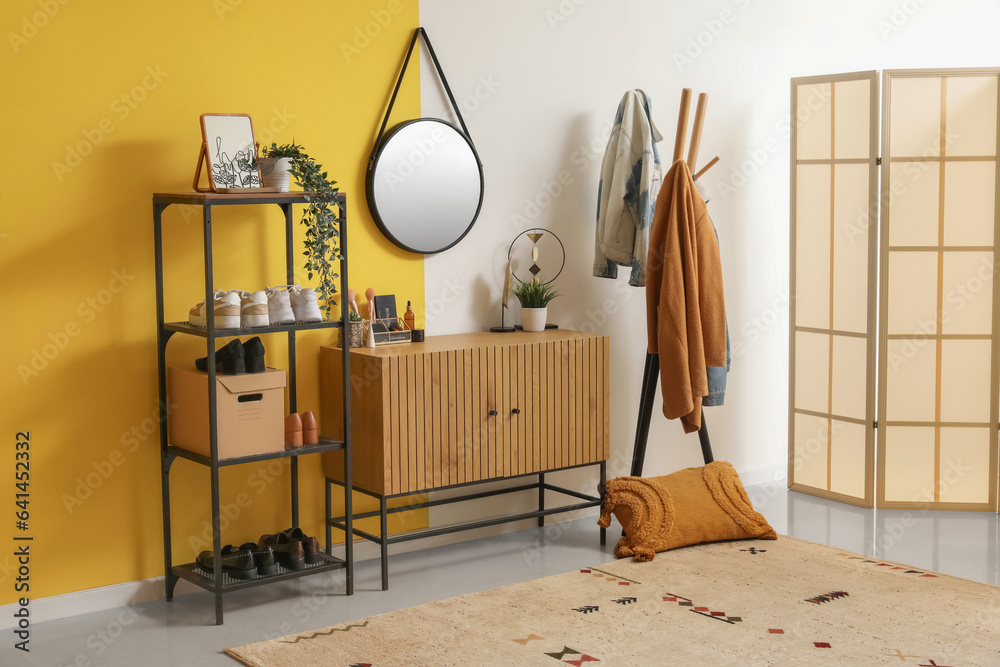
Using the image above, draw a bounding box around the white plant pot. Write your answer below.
[521,307,547,332]
[260,157,293,192]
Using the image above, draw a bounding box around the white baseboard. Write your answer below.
[0,575,174,631]
[735,461,786,488]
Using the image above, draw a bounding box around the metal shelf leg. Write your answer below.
[380,495,389,591]
[537,472,545,528]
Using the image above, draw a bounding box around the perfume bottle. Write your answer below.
[404,301,415,330]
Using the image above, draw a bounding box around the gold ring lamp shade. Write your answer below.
[491,228,566,333]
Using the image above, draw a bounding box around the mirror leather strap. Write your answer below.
[368,27,474,171]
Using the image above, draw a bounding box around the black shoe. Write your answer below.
[238,542,278,576]
[195,544,257,580]
[195,339,245,375]
[242,336,266,374]
[257,532,305,571]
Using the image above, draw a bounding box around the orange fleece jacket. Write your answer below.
[646,160,727,433]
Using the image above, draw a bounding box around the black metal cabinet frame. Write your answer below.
[327,461,606,591]
[152,192,353,625]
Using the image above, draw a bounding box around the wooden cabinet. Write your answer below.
[320,330,609,495]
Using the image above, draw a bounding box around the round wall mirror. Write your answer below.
[366,118,484,254]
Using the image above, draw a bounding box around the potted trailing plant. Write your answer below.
[512,278,560,331]
[242,140,341,318]
[259,141,303,191]
[289,147,341,320]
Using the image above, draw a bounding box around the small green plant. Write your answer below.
[261,141,305,159]
[512,278,560,308]
[349,310,362,322]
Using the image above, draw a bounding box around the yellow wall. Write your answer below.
[0,0,424,602]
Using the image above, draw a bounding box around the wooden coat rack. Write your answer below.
[629,88,720,477]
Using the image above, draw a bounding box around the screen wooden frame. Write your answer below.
[788,70,880,508]
[876,68,1000,512]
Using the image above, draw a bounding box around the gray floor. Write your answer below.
[3,483,998,666]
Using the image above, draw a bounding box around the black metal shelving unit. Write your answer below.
[153,191,353,625]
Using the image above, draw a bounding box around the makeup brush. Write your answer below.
[347,288,359,315]
[365,287,375,320]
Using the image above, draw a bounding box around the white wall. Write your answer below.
[417,0,1000,528]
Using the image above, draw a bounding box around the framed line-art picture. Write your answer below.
[193,113,263,192]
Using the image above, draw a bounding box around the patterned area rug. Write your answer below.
[225,536,1000,666]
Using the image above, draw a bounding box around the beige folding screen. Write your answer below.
[878,69,1000,511]
[790,68,1000,512]
[789,71,880,507]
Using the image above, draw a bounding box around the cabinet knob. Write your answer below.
[511,408,521,415]
[489,410,498,417]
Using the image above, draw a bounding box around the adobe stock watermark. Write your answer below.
[509,119,614,232]
[61,400,177,515]
[339,0,406,63]
[730,290,793,360]
[51,66,169,183]
[870,455,973,555]
[842,126,959,245]
[707,83,830,202]
[546,0,589,30]
[55,605,140,667]
[212,0,247,20]
[256,574,349,644]
[520,446,631,565]
[710,138,781,202]
[672,0,752,72]
[877,0,931,39]
[186,457,294,554]
[424,278,467,326]
[885,254,994,374]
[375,73,498,193]
[572,277,638,334]
[18,268,135,385]
[789,419,844,481]
[7,0,71,54]
[457,74,501,115]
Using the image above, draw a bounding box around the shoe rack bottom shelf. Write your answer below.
[172,552,347,593]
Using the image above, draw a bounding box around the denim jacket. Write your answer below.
[594,90,663,287]
[704,211,730,407]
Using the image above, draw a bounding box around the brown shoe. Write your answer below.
[284,413,303,449]
[257,532,305,570]
[300,411,319,445]
[282,527,323,564]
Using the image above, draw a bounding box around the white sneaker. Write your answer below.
[240,290,270,328]
[265,286,295,325]
[289,284,323,323]
[189,290,241,328]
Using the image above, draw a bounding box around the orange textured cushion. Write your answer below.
[597,461,776,562]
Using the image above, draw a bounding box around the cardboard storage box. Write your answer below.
[167,366,286,459]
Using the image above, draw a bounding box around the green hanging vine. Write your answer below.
[287,144,342,318]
